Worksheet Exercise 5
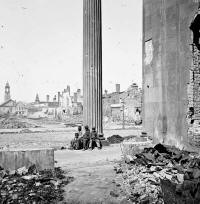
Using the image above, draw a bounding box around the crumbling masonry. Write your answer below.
[143,0,200,149]
[188,12,200,147]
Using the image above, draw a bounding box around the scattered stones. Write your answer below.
[107,135,124,144]
[110,190,119,198]
[114,164,123,174]
[0,165,74,203]
[0,116,38,129]
[118,143,200,204]
[116,183,121,187]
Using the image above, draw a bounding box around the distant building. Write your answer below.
[72,102,83,115]
[33,94,59,108]
[27,93,60,119]
[110,104,122,120]
[60,87,73,115]
[16,102,28,116]
[72,89,83,115]
[28,85,84,119]
[0,99,16,115]
[77,89,82,102]
[103,84,124,118]
[60,86,83,116]
[103,83,142,122]
[0,82,16,115]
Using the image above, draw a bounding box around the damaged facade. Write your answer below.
[103,83,142,122]
[28,86,83,119]
[143,0,200,149]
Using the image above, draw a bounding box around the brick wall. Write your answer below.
[187,44,200,146]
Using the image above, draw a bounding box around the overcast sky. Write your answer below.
[0,0,142,103]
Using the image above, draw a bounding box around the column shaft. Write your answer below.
[83,0,103,134]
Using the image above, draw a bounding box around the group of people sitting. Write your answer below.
[70,125,102,150]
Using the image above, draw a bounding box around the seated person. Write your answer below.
[73,133,80,150]
[82,125,90,150]
[70,126,82,150]
[89,127,101,150]
[77,126,83,149]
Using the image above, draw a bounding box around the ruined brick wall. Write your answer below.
[187,44,200,147]
[143,0,199,149]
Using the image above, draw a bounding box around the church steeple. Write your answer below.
[4,82,11,102]
[35,93,40,104]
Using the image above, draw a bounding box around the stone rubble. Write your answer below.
[107,135,124,144]
[115,143,200,204]
[0,165,74,204]
[0,116,39,129]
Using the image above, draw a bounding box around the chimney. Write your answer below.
[35,93,40,103]
[116,84,120,93]
[67,85,71,95]
[74,92,78,103]
[53,95,57,102]
[46,95,50,102]
[58,92,61,104]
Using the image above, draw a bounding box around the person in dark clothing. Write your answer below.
[70,126,83,150]
[73,133,80,150]
[89,127,101,150]
[82,125,90,150]
[77,126,83,149]
[77,126,82,136]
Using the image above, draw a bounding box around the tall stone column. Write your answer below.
[83,0,103,134]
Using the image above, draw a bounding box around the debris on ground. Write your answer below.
[61,146,67,150]
[0,116,39,129]
[116,143,200,204]
[19,129,33,133]
[0,165,74,203]
[110,190,119,198]
[107,135,124,144]
[64,115,83,127]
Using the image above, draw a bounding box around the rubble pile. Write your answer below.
[107,135,124,144]
[118,144,200,204]
[0,165,74,203]
[64,115,83,127]
[0,117,37,129]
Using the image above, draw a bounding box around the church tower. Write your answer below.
[35,93,40,104]
[4,82,11,102]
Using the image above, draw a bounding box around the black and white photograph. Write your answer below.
[0,0,200,203]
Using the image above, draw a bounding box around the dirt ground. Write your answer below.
[55,145,130,204]
[0,128,141,149]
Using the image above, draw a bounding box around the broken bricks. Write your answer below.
[0,165,74,203]
[118,143,200,203]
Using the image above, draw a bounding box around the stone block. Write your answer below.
[121,139,153,157]
[0,148,54,171]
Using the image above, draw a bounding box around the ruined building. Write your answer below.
[103,83,142,122]
[143,0,200,149]
[60,87,83,115]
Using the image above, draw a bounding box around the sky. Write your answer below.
[0,0,142,103]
